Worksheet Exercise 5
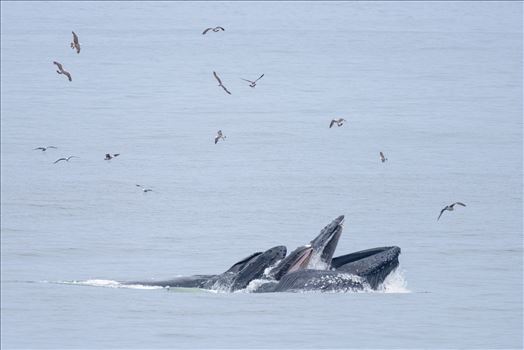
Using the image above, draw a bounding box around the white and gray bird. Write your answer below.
[53,61,72,81]
[213,71,232,95]
[70,31,80,54]
[241,74,264,88]
[329,118,346,128]
[34,146,57,151]
[215,130,226,144]
[136,184,153,192]
[53,156,78,164]
[104,153,120,160]
[380,151,388,163]
[202,26,225,35]
[437,202,466,221]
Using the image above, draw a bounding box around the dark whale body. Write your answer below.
[124,216,402,293]
[255,246,401,292]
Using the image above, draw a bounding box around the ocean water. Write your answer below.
[1,1,522,349]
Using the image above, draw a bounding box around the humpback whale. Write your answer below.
[256,246,401,292]
[124,215,402,293]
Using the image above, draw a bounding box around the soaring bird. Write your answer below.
[53,61,72,81]
[202,26,225,35]
[380,151,388,163]
[329,118,346,128]
[437,202,466,221]
[213,71,231,95]
[53,156,78,164]
[215,130,226,144]
[34,146,57,151]
[241,74,264,88]
[136,184,153,193]
[104,153,120,160]
[70,31,80,54]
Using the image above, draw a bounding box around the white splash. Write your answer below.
[307,253,329,270]
[376,269,410,293]
[244,278,275,293]
[57,279,163,290]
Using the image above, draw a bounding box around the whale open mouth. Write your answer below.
[287,246,313,273]
[309,215,344,268]
[268,216,345,279]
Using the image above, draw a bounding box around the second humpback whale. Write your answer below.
[125,215,402,293]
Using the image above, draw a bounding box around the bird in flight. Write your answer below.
[241,74,264,88]
[104,153,120,160]
[213,71,231,95]
[215,130,226,144]
[437,202,466,221]
[53,156,78,164]
[202,26,225,35]
[380,152,388,163]
[136,184,153,193]
[70,31,80,54]
[329,118,346,128]
[34,146,57,152]
[53,61,72,81]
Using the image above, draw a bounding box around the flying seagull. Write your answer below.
[215,130,226,144]
[53,156,78,164]
[241,74,264,88]
[136,184,153,193]
[380,152,388,163]
[329,118,346,128]
[104,153,120,160]
[202,26,225,35]
[437,202,466,221]
[34,146,57,151]
[53,61,72,81]
[70,31,80,54]
[213,71,231,95]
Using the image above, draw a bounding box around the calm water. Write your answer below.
[1,1,522,349]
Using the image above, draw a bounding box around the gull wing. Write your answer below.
[437,208,446,221]
[54,158,66,164]
[221,85,232,95]
[202,28,213,35]
[454,202,466,207]
[53,61,63,71]
[241,78,255,83]
[63,71,72,81]
[329,120,336,128]
[213,71,223,85]
[254,73,264,82]
[216,26,225,31]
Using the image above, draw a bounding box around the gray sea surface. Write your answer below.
[1,1,522,349]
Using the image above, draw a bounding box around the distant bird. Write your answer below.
[70,31,80,54]
[53,61,72,81]
[241,74,264,88]
[202,26,225,35]
[53,156,78,164]
[136,184,153,193]
[104,153,120,160]
[329,118,346,128]
[437,202,466,221]
[215,130,226,144]
[213,71,231,95]
[380,151,388,163]
[34,146,57,151]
